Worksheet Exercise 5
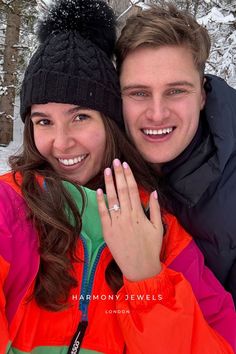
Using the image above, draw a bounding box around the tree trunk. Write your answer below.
[0,1,21,146]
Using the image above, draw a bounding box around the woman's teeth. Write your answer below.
[58,154,86,166]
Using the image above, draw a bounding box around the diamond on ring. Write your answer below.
[108,204,120,212]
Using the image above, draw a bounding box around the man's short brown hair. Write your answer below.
[116,3,211,78]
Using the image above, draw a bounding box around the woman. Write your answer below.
[0,1,235,353]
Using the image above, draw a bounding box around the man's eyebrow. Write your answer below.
[121,85,149,92]
[166,81,195,88]
[122,81,194,92]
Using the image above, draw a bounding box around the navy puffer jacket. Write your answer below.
[162,74,236,305]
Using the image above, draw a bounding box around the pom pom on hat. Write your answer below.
[37,0,116,58]
[20,0,123,128]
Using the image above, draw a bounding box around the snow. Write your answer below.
[0,121,23,174]
[1,0,236,174]
[198,7,235,26]
[0,98,23,175]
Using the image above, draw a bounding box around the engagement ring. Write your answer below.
[108,204,120,212]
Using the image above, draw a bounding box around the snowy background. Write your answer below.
[0,97,23,174]
[0,0,236,174]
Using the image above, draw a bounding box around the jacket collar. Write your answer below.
[162,75,236,207]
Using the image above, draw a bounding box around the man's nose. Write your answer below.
[145,96,170,123]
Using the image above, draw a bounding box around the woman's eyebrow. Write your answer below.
[30,112,48,119]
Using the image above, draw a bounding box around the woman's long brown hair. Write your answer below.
[92,117,167,293]
[9,115,87,311]
[9,114,165,309]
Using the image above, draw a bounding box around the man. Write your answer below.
[116,3,236,305]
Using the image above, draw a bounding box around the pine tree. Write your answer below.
[0,0,37,146]
[0,0,21,145]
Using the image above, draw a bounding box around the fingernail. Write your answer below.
[97,188,103,196]
[113,158,121,167]
[153,190,158,200]
[123,162,129,169]
[105,168,111,176]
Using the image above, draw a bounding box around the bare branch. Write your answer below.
[116,0,143,22]
[116,4,133,21]
[36,0,49,13]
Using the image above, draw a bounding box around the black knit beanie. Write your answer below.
[20,0,123,127]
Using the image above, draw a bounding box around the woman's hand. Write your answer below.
[96,159,163,282]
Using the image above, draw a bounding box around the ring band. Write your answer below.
[108,203,120,212]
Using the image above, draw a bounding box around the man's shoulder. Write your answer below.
[205,74,236,102]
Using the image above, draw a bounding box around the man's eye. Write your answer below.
[168,89,185,95]
[125,91,150,100]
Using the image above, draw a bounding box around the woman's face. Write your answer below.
[31,102,106,185]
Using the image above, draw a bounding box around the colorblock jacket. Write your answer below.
[162,75,236,305]
[0,172,235,354]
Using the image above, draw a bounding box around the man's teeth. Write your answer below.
[143,127,173,135]
[58,155,86,166]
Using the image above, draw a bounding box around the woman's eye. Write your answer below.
[75,114,89,121]
[35,119,51,126]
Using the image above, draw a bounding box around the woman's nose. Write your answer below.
[53,127,76,152]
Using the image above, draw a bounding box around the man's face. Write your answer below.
[120,45,206,164]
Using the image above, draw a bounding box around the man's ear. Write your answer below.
[200,77,207,110]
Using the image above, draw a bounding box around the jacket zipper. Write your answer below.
[67,236,106,354]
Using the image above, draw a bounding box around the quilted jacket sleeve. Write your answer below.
[0,256,11,353]
[0,179,39,353]
[0,182,13,353]
[116,265,235,354]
